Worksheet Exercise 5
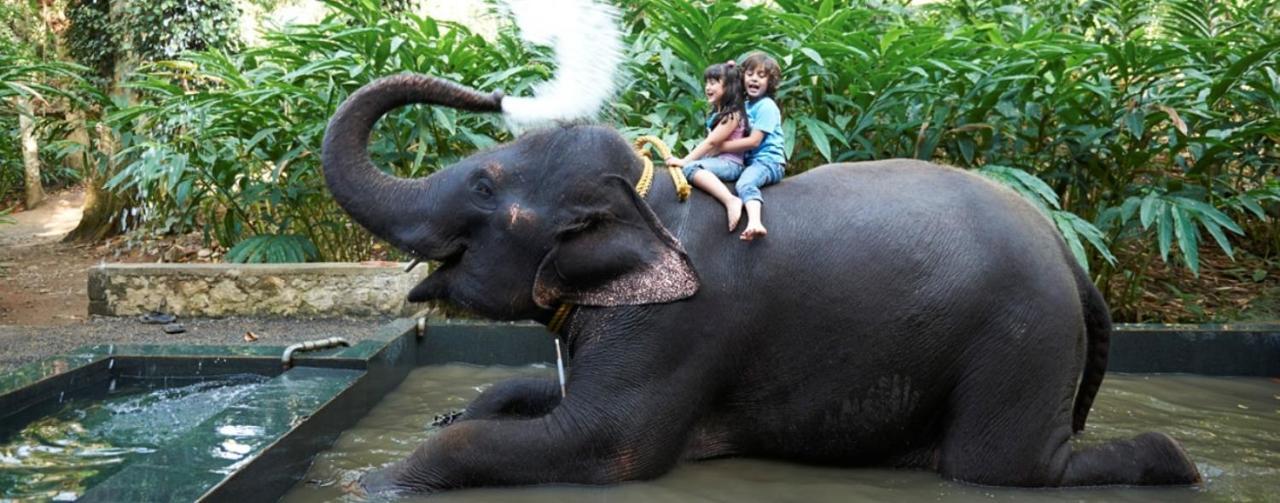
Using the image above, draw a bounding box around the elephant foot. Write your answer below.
[1062,432,1202,486]
[359,465,410,497]
[1133,432,1203,485]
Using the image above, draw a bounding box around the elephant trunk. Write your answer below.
[322,74,502,257]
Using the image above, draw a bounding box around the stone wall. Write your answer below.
[88,263,430,318]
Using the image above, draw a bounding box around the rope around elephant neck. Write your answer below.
[545,135,689,336]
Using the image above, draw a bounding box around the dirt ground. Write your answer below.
[0,188,97,326]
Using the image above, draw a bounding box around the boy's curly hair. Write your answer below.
[741,51,782,98]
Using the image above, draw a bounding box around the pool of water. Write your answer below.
[0,374,269,501]
[284,365,1279,502]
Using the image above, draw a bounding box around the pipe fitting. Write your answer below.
[281,337,351,369]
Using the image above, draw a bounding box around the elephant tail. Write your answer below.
[1071,262,1111,433]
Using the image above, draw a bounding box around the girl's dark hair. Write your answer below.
[704,62,749,131]
[741,51,782,98]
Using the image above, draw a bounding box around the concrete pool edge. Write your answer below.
[9,321,1272,402]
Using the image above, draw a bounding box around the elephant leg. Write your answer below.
[363,377,699,493]
[936,326,1200,486]
[460,377,561,421]
[1059,432,1201,486]
[939,409,1200,487]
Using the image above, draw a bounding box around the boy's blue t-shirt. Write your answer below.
[745,97,786,166]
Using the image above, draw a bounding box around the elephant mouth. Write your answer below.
[406,248,464,303]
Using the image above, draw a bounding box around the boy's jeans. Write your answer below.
[682,157,784,204]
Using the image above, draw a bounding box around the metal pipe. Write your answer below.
[281,337,351,369]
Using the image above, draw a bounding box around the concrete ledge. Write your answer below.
[87,263,429,318]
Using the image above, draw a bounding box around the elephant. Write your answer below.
[322,73,1202,494]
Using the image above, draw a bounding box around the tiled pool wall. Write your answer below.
[1,319,1277,502]
[1108,323,1280,375]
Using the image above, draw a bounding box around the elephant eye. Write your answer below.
[469,175,498,210]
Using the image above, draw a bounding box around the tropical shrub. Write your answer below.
[108,0,549,261]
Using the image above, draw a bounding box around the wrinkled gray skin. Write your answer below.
[323,74,1202,495]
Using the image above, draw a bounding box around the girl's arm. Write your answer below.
[719,128,763,154]
[666,114,739,166]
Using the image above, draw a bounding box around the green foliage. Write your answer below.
[0,0,50,58]
[225,233,318,263]
[0,45,96,203]
[110,0,546,261]
[121,0,242,62]
[66,0,116,82]
[0,114,21,201]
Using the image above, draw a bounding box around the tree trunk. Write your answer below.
[64,109,90,172]
[17,97,46,209]
[64,122,128,242]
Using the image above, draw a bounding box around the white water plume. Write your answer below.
[500,0,623,128]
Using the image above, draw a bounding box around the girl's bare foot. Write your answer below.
[726,197,743,231]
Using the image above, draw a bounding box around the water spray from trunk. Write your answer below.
[500,0,622,128]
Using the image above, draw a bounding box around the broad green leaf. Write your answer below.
[1200,218,1234,260]
[1053,213,1088,272]
[799,47,825,67]
[1173,197,1243,234]
[1139,193,1160,228]
[1157,205,1173,262]
[801,117,832,162]
[1207,40,1280,105]
[1170,207,1199,275]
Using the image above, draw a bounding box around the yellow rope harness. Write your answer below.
[632,135,692,201]
[548,303,575,334]
[546,136,689,336]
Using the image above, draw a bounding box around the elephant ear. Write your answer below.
[533,176,699,308]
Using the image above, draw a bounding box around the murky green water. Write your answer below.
[0,374,268,501]
[285,365,1279,502]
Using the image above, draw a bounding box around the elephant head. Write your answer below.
[322,74,699,320]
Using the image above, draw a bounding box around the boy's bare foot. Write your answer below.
[740,221,767,240]
[741,199,766,240]
[726,197,743,231]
